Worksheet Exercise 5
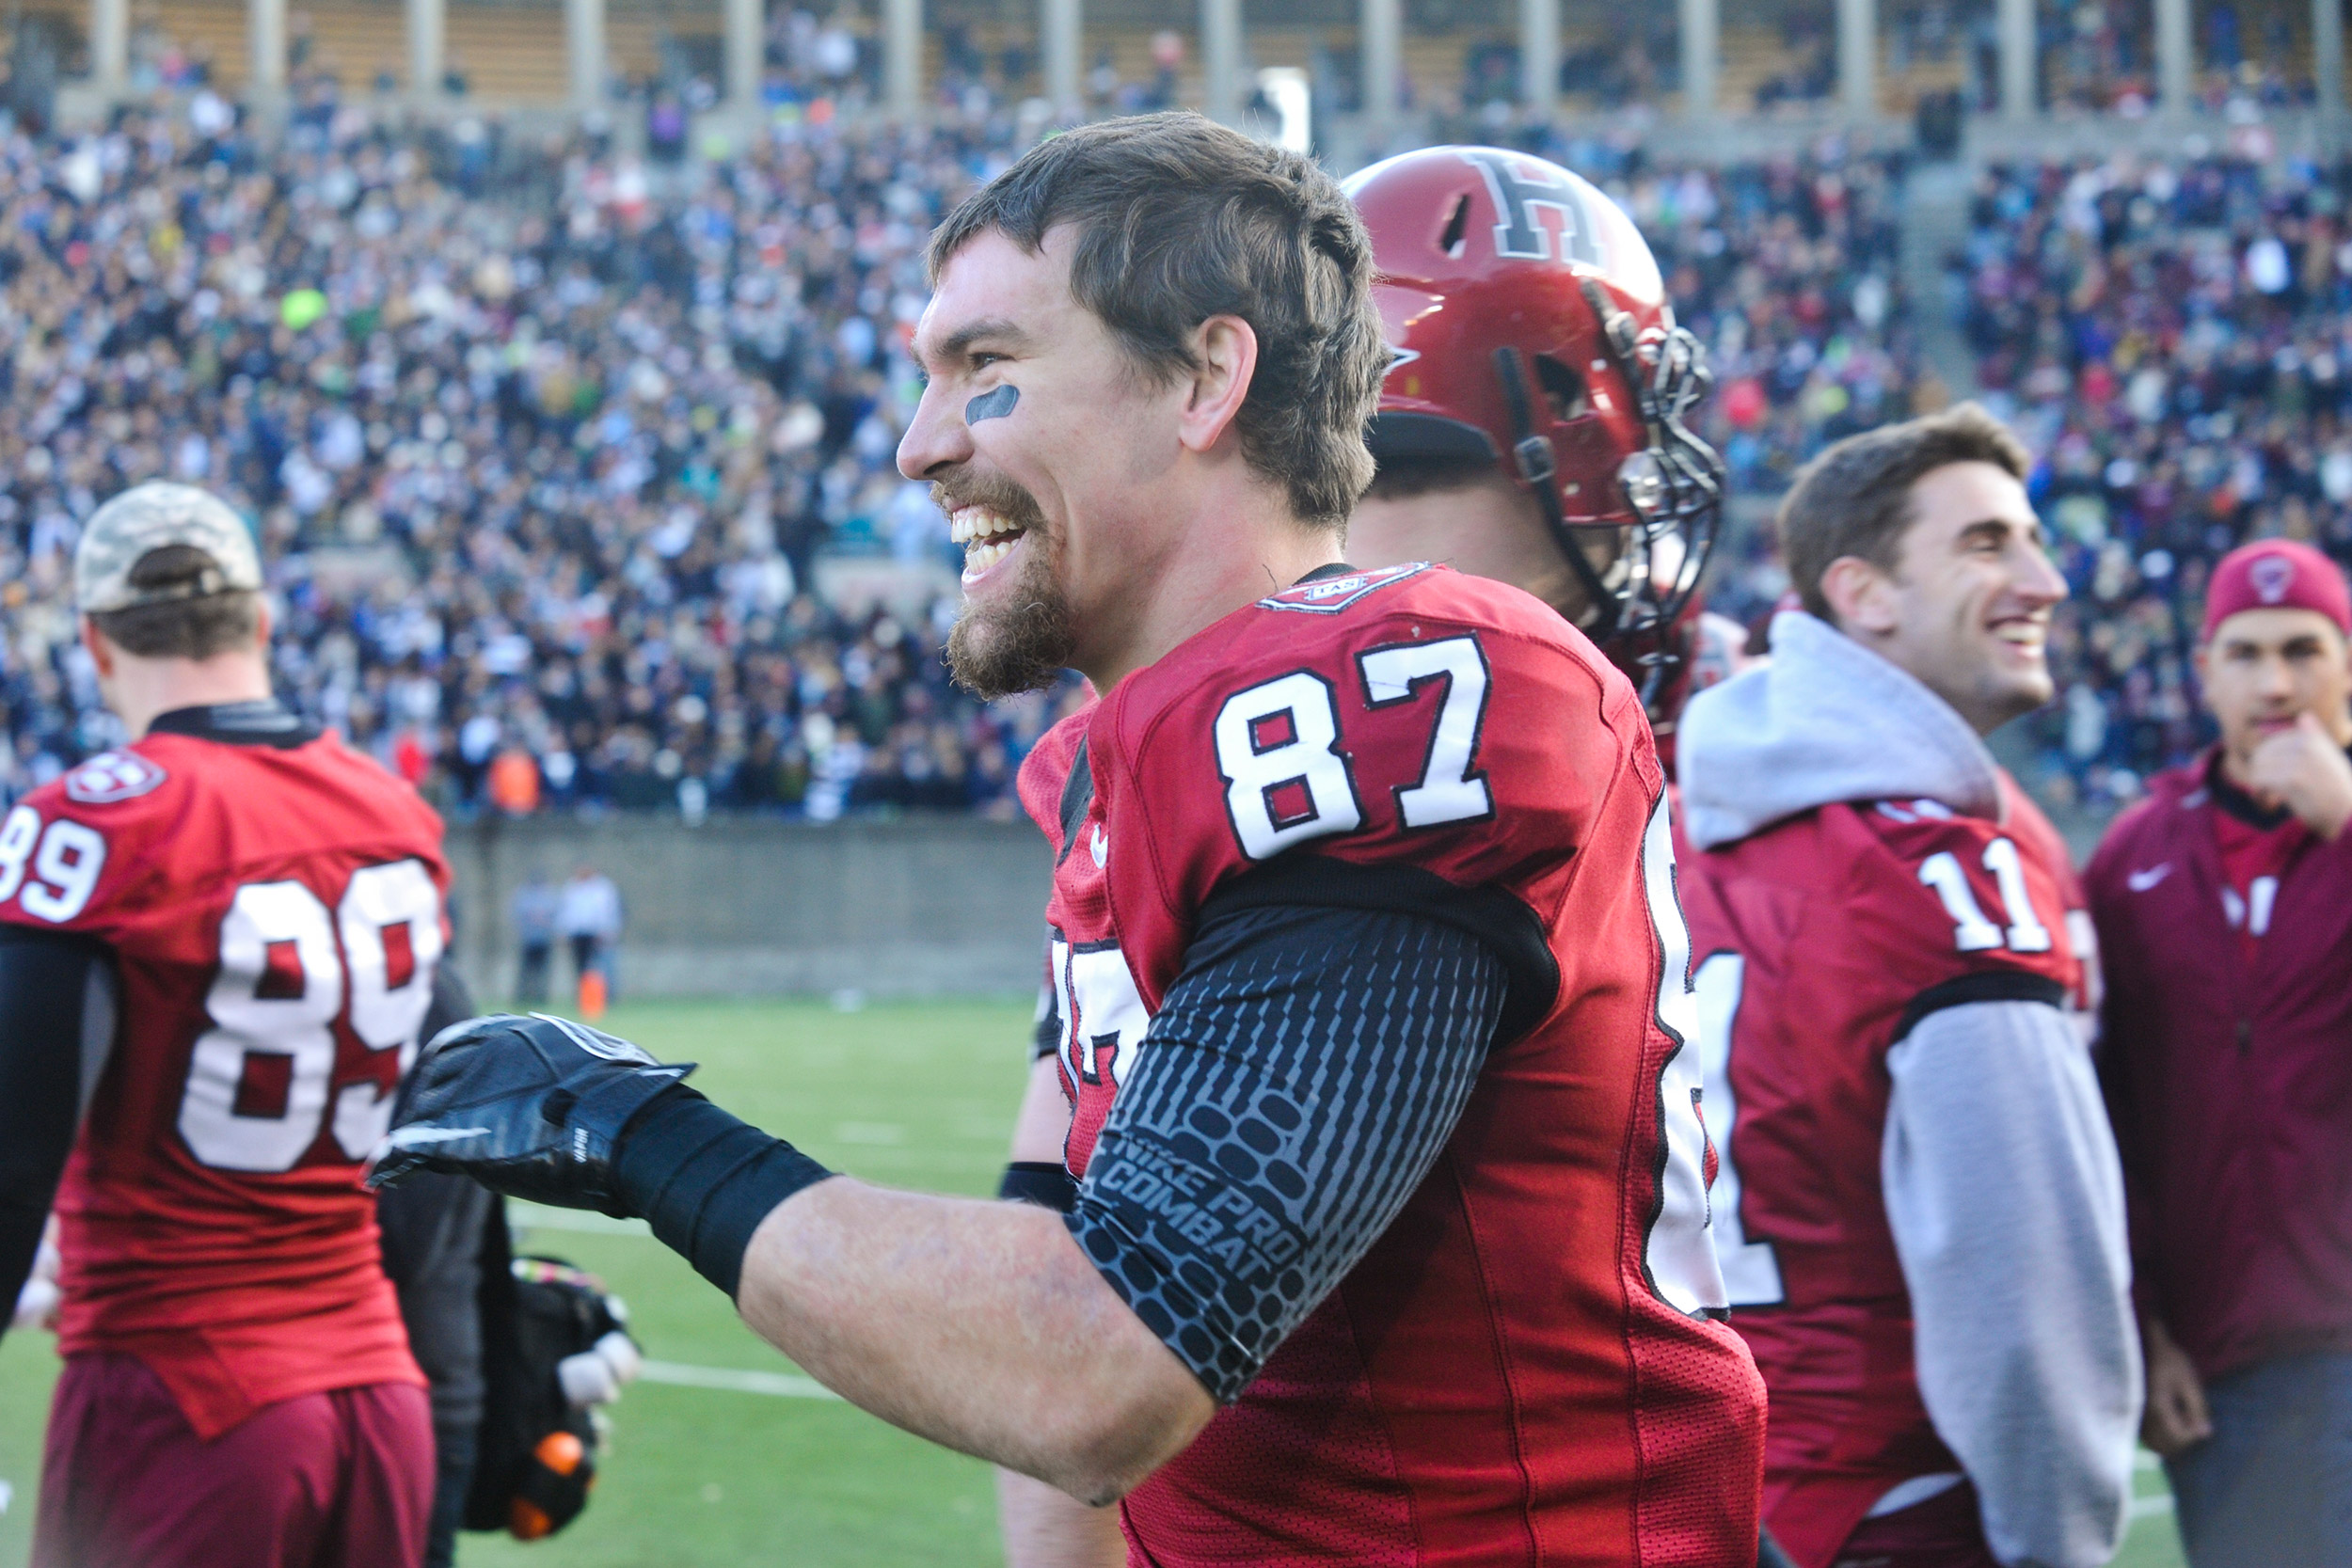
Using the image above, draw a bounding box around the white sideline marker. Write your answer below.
[639,1359,839,1401]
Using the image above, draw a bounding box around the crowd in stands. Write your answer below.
[1963,152,2352,807]
[16,67,2306,825]
[0,65,1933,820]
[0,87,1092,820]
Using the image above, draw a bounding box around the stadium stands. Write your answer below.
[0,82,1939,819]
[1963,153,2352,809]
[5,40,2344,828]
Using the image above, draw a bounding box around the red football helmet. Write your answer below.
[1344,146,1724,714]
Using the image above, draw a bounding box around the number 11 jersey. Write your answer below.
[1,708,448,1439]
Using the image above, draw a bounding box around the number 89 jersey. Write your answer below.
[0,717,448,1439]
[1020,564,1765,1566]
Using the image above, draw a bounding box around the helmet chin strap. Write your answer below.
[1491,344,1625,642]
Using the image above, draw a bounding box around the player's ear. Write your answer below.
[1818,556,1898,639]
[78,615,115,680]
[253,596,275,651]
[1176,314,1257,458]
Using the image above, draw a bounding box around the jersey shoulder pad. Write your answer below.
[1097,565,1643,920]
[0,759,177,933]
[1016,706,1095,857]
[1844,800,2077,993]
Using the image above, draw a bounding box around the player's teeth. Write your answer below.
[949,507,1024,546]
[962,535,1018,577]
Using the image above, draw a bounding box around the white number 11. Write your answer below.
[1918,838,2052,954]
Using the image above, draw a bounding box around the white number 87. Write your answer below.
[1212,637,1495,862]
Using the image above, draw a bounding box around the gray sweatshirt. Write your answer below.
[1678,611,2141,1568]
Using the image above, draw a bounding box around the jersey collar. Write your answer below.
[147,700,321,750]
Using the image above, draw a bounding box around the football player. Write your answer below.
[1334,141,1797,1568]
[1672,407,2140,1568]
[376,112,1767,1565]
[0,483,453,1567]
[1341,145,1725,757]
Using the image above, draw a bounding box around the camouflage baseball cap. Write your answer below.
[74,483,262,614]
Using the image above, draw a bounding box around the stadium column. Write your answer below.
[1518,0,1557,119]
[566,0,606,110]
[1361,0,1400,134]
[886,0,923,118]
[1677,0,1717,119]
[2154,0,2192,115]
[89,0,127,95]
[726,0,762,122]
[1836,0,1876,121]
[1201,0,1242,122]
[407,0,444,101]
[1996,0,2033,116]
[2319,0,2347,138]
[249,0,288,99]
[1043,0,1081,115]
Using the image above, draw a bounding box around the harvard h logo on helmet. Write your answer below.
[1344,146,1724,707]
[1460,149,1603,266]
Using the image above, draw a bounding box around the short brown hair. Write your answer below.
[1779,402,2031,621]
[927,112,1386,528]
[86,545,263,658]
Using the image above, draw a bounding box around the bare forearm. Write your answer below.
[998,1467,1129,1568]
[735,1178,1213,1502]
[1009,1053,1072,1164]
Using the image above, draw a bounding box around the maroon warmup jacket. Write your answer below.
[2087,750,2352,1382]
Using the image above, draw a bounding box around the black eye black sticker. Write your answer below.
[965,385,1019,423]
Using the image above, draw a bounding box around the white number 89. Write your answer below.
[0,806,107,924]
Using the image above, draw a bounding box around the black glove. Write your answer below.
[370,1013,695,1215]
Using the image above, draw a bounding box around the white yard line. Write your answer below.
[638,1359,839,1401]
[2130,1494,2176,1518]
[509,1201,651,1236]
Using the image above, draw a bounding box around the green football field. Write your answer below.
[0,997,2189,1566]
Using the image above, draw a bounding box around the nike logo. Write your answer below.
[2127,863,2173,892]
[1090,825,1108,868]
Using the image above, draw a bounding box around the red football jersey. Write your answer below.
[1017,563,1765,1567]
[3,728,448,1438]
[1676,784,2082,1566]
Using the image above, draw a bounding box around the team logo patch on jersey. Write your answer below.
[63,751,167,804]
[1259,562,1432,614]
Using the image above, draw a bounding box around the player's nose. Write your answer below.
[898,383,973,482]
[2010,540,2068,607]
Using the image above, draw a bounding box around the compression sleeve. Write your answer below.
[1884,994,2139,1568]
[1065,902,1505,1403]
[0,926,119,1345]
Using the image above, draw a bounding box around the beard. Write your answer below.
[936,473,1076,701]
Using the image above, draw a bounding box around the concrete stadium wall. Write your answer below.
[444,816,1054,1001]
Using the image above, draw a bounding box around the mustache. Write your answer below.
[930,469,1047,531]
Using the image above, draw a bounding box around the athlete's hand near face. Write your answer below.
[2243,712,2352,840]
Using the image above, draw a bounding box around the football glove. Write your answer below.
[369,1013,695,1215]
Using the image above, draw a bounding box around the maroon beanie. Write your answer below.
[2201,540,2352,642]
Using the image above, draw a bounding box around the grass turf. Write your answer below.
[0,996,2188,1566]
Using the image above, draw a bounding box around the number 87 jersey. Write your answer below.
[1022,563,1765,1564]
[0,712,448,1440]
